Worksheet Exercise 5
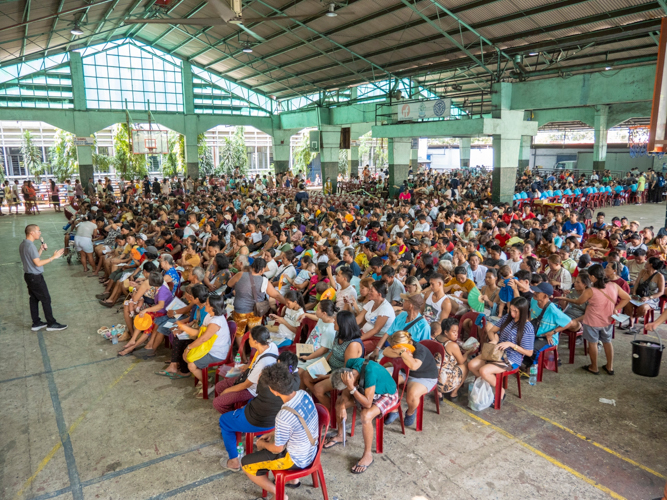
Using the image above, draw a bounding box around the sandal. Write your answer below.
[323,438,343,450]
[155,370,175,378]
[170,372,191,379]
[603,366,615,376]
[351,459,374,474]
[284,481,301,489]
[581,365,599,375]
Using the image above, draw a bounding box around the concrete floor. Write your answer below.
[2,208,666,500]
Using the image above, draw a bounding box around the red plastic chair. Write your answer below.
[241,428,273,455]
[349,357,408,453]
[261,404,330,500]
[493,367,521,410]
[195,320,237,400]
[561,329,582,364]
[458,312,484,341]
[536,345,559,382]
[415,340,443,431]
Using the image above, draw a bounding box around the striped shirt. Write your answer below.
[275,391,318,469]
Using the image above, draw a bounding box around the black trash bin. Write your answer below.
[631,333,663,377]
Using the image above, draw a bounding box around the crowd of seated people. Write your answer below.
[59,166,667,497]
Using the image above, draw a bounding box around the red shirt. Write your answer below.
[521,212,536,220]
[495,233,511,247]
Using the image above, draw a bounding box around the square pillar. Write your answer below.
[389,138,411,198]
[459,138,471,168]
[492,135,521,204]
[348,145,359,177]
[185,130,199,179]
[76,144,94,188]
[518,135,531,173]
[410,148,419,171]
[593,105,609,172]
[272,129,293,175]
[320,126,341,193]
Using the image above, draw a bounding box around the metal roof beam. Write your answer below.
[44,0,66,56]
[150,1,208,46]
[262,3,660,94]
[86,0,123,47]
[399,0,495,76]
[20,0,31,59]
[106,0,159,42]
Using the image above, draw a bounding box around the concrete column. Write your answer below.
[410,148,419,171]
[272,129,293,175]
[181,61,195,115]
[320,126,341,193]
[348,145,359,177]
[69,52,86,111]
[77,145,94,188]
[184,130,199,179]
[388,137,411,198]
[593,105,609,172]
[492,135,521,204]
[459,138,471,168]
[518,135,531,173]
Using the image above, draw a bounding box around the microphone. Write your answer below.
[40,237,47,250]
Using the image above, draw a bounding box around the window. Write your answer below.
[80,40,183,112]
[7,147,25,176]
[191,67,273,116]
[0,54,73,109]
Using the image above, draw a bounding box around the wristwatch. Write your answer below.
[349,387,357,395]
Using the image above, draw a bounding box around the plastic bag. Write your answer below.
[468,377,494,412]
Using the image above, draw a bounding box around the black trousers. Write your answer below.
[171,337,193,373]
[24,273,56,326]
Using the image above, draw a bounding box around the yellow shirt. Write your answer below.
[355,253,369,270]
[445,277,476,294]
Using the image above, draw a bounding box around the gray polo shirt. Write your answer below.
[386,278,406,304]
[20,239,43,274]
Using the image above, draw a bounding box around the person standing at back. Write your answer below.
[19,224,67,331]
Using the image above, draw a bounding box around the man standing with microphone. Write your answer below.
[19,224,67,331]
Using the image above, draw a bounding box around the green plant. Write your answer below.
[49,129,78,182]
[198,132,215,176]
[92,133,113,173]
[22,130,47,182]
[338,148,348,175]
[163,131,185,178]
[374,138,388,169]
[293,132,316,174]
[218,126,248,176]
[113,123,147,180]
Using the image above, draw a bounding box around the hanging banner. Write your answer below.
[397,99,451,121]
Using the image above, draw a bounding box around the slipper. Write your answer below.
[603,366,615,376]
[284,481,301,489]
[351,459,374,474]
[581,365,599,375]
[219,457,241,472]
[323,439,343,450]
[99,300,115,308]
[155,370,175,378]
[171,373,191,379]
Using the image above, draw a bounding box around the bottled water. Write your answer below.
[234,353,242,368]
[236,442,244,459]
[111,325,118,344]
[529,364,537,386]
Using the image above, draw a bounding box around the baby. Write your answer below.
[286,262,317,286]
[396,265,409,283]
[497,265,516,317]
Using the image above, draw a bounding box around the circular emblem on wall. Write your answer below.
[433,99,446,117]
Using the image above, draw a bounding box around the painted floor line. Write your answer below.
[15,359,141,500]
[442,399,627,500]
[0,356,122,385]
[516,404,665,480]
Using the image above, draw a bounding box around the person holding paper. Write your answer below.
[297,300,337,372]
[560,265,631,375]
[622,257,665,334]
[325,359,398,474]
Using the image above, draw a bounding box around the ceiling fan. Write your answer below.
[123,0,355,28]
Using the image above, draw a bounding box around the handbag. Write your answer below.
[480,342,505,362]
[235,351,278,385]
[185,326,217,363]
[249,272,271,317]
[636,272,658,298]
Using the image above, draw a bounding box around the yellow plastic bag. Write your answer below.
[186,326,217,363]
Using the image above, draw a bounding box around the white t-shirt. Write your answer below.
[264,259,279,279]
[508,258,523,274]
[183,224,198,238]
[299,320,336,369]
[247,342,279,396]
[336,284,357,311]
[251,232,263,244]
[278,265,297,296]
[390,225,407,237]
[205,315,231,361]
[362,299,396,336]
[278,307,304,341]
[414,222,430,233]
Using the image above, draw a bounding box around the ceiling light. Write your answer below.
[71,25,84,36]
[529,52,538,56]
[605,66,611,70]
[326,4,337,17]
[243,47,253,53]
[241,41,253,53]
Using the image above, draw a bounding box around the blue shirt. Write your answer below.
[564,189,573,195]
[574,188,581,195]
[274,391,318,469]
[563,221,585,238]
[166,267,181,293]
[631,183,638,192]
[529,299,571,346]
[614,185,623,193]
[520,192,528,199]
[602,261,630,282]
[386,311,431,343]
[553,190,562,197]
[493,315,536,366]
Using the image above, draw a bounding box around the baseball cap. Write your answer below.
[399,293,425,309]
[530,282,554,296]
